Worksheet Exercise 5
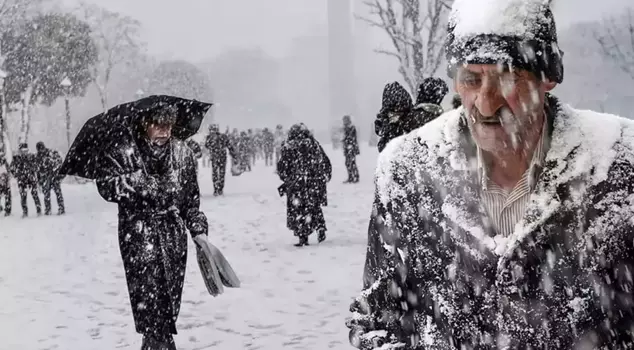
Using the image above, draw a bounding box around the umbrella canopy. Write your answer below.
[59,95,212,179]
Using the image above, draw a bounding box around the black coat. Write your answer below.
[349,96,634,349]
[205,131,234,160]
[277,135,332,233]
[343,125,360,157]
[36,148,63,182]
[96,134,207,338]
[10,153,38,185]
[375,103,443,153]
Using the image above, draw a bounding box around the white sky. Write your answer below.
[62,0,631,62]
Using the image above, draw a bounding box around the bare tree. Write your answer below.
[359,0,452,94]
[0,0,46,155]
[78,2,144,112]
[595,8,634,80]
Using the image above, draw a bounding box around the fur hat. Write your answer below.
[445,0,564,83]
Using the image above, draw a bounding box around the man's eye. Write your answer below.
[462,76,481,87]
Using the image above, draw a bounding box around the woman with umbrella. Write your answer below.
[60,96,239,350]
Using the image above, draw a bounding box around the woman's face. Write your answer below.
[146,122,173,146]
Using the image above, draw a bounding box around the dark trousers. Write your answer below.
[18,182,41,216]
[345,154,359,182]
[264,151,273,166]
[0,183,10,215]
[41,178,65,215]
[212,157,227,194]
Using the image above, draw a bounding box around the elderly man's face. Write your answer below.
[455,64,556,156]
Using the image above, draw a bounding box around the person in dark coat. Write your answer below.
[10,143,41,217]
[204,124,236,196]
[408,77,448,130]
[374,82,414,152]
[95,105,209,350]
[347,1,634,349]
[247,129,256,166]
[277,123,332,247]
[262,127,275,166]
[35,142,65,215]
[0,153,10,216]
[342,115,360,183]
[237,131,252,172]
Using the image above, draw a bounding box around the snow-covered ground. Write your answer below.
[0,145,378,350]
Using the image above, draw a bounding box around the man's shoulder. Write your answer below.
[564,105,634,169]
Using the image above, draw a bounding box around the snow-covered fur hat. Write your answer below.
[445,0,564,83]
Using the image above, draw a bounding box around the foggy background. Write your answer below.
[6,0,634,151]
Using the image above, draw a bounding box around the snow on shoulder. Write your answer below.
[375,108,464,207]
[449,0,552,40]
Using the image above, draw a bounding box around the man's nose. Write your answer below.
[475,76,504,117]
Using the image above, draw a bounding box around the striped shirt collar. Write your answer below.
[476,119,549,192]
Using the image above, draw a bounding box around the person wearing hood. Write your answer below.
[10,143,41,217]
[262,127,275,166]
[374,82,413,152]
[95,105,210,350]
[348,0,634,348]
[35,142,65,215]
[410,76,448,124]
[0,152,10,216]
[277,123,332,246]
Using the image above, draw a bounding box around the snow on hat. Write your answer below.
[445,0,564,83]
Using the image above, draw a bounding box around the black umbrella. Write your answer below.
[59,95,212,179]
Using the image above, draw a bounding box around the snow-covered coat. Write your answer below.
[277,132,332,234]
[349,95,634,349]
[96,134,208,339]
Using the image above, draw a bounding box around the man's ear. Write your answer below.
[543,80,557,92]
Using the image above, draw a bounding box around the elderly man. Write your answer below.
[348,0,634,349]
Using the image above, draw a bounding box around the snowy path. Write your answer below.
[0,146,377,350]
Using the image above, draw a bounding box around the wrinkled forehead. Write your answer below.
[457,63,514,75]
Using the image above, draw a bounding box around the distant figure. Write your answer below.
[0,152,10,216]
[277,123,332,246]
[238,131,252,172]
[35,142,65,215]
[262,127,275,166]
[274,125,286,164]
[10,143,41,217]
[247,129,256,166]
[205,124,236,196]
[342,115,360,183]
